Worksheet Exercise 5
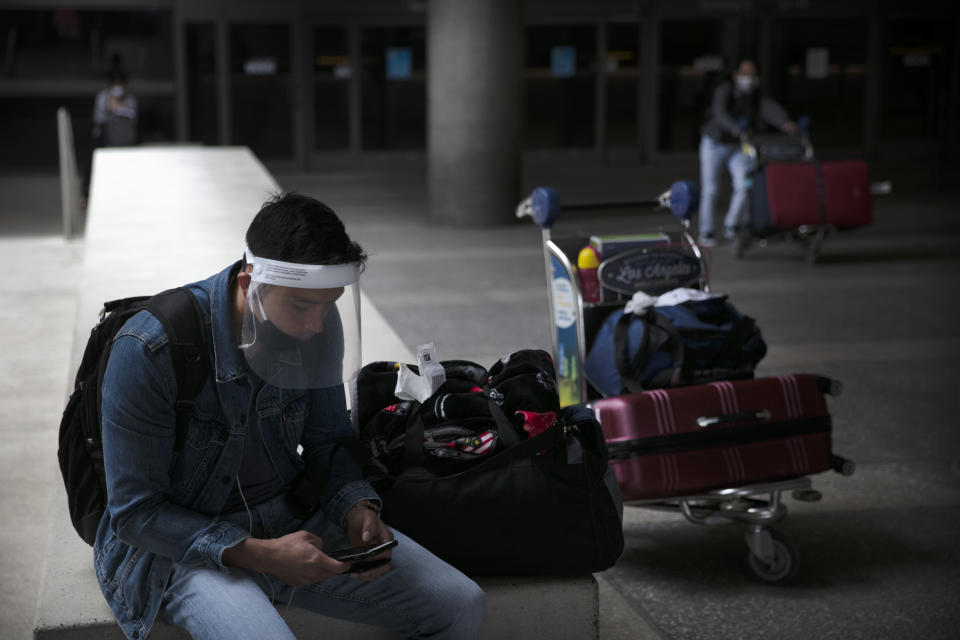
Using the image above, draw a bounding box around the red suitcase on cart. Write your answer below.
[593,374,842,501]
[764,160,872,230]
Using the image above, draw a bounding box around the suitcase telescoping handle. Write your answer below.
[697,409,771,429]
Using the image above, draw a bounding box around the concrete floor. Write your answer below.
[2,150,959,639]
[282,155,960,640]
[0,179,83,639]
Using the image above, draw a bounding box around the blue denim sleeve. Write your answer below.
[301,385,380,525]
[101,331,248,571]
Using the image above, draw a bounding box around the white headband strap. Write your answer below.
[245,247,359,289]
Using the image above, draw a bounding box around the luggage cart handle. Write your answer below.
[697,409,772,428]
[516,181,701,229]
[515,186,560,229]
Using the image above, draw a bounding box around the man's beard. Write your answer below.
[241,311,344,389]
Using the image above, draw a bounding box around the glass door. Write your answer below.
[881,19,953,146]
[767,18,868,150]
[185,22,217,146]
[658,18,759,153]
[605,22,641,155]
[524,24,597,149]
[360,26,426,150]
[312,26,351,151]
[229,23,294,160]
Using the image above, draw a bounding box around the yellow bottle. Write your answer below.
[577,245,601,303]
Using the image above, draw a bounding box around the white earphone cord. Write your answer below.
[235,476,289,605]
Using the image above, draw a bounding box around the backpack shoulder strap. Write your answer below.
[143,288,209,452]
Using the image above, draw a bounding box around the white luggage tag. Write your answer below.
[394,342,447,403]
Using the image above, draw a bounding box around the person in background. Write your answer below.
[92,66,138,148]
[83,62,138,205]
[697,59,796,247]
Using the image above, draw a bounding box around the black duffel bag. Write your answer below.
[377,401,624,576]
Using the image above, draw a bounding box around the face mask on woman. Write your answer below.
[736,75,758,93]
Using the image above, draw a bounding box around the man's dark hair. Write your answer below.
[245,192,367,267]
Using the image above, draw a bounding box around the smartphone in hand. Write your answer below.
[329,539,398,573]
[329,539,398,562]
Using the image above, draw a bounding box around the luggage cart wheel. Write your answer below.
[744,527,800,585]
[828,379,844,397]
[791,488,823,502]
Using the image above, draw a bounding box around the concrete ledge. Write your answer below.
[34,147,598,639]
[36,483,598,640]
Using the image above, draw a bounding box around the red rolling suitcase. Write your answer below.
[593,374,841,501]
[764,160,872,230]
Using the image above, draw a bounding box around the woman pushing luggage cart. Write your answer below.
[731,117,890,264]
[517,183,855,583]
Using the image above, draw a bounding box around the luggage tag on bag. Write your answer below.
[395,342,447,403]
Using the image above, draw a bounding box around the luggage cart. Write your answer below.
[732,125,826,264]
[517,183,855,584]
[731,119,891,264]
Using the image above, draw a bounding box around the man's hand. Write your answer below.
[343,503,394,581]
[782,120,798,134]
[223,530,346,587]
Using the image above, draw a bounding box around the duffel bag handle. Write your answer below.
[614,310,684,393]
[404,396,527,467]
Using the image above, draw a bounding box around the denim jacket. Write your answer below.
[94,262,378,640]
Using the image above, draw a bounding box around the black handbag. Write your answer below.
[378,402,624,576]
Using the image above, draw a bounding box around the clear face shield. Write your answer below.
[239,248,361,391]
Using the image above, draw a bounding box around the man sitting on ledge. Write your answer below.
[96,192,485,640]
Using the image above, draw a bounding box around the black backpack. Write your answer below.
[57,288,208,545]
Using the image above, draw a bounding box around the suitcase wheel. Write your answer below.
[744,527,800,585]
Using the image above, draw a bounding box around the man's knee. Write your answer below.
[161,566,294,640]
[452,578,486,626]
[416,572,486,638]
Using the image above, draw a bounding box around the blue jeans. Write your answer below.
[157,494,486,640]
[698,135,753,237]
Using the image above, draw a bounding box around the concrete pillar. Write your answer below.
[427,0,523,226]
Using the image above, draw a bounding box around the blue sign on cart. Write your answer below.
[550,253,581,407]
